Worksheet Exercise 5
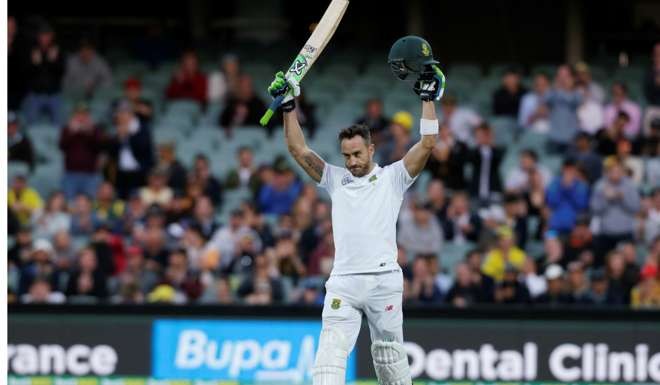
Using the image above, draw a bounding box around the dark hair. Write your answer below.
[613,82,628,94]
[616,111,631,122]
[520,148,538,162]
[338,124,371,145]
[475,122,491,132]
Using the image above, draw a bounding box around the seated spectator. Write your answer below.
[426,180,448,223]
[108,102,154,199]
[8,16,27,111]
[52,230,76,272]
[492,67,527,117]
[545,65,582,151]
[545,158,589,235]
[31,191,70,240]
[192,154,223,207]
[9,225,33,268]
[465,249,495,302]
[274,234,307,284]
[257,162,302,215]
[18,239,59,295]
[425,123,468,190]
[591,158,641,263]
[208,53,241,103]
[615,139,644,185]
[534,264,573,305]
[505,149,551,194]
[440,94,482,146]
[445,262,492,307]
[93,182,125,230]
[8,112,35,172]
[467,123,504,203]
[165,50,207,105]
[219,74,267,136]
[59,102,104,201]
[115,78,153,124]
[187,195,219,240]
[494,264,530,304]
[398,202,443,259]
[241,201,276,249]
[162,249,203,302]
[24,23,64,125]
[140,224,170,271]
[536,230,567,270]
[225,146,259,190]
[501,193,528,249]
[200,276,235,304]
[441,191,481,243]
[237,252,284,304]
[208,209,262,272]
[568,132,602,184]
[643,189,660,245]
[631,264,660,308]
[565,217,594,262]
[595,111,629,156]
[643,43,660,135]
[577,95,605,136]
[70,193,99,236]
[522,257,547,299]
[603,82,641,140]
[567,261,592,304]
[355,98,389,144]
[140,168,174,209]
[574,62,605,104]
[9,173,43,226]
[618,242,641,286]
[62,39,112,99]
[65,247,109,301]
[116,246,159,298]
[156,142,187,194]
[604,251,633,305]
[482,226,526,282]
[518,73,551,133]
[21,278,66,304]
[409,256,443,304]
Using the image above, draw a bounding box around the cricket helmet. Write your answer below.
[388,35,439,81]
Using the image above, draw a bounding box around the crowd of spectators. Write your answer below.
[7,18,660,309]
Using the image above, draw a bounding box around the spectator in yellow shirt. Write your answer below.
[482,225,527,281]
[8,174,43,226]
[631,264,660,309]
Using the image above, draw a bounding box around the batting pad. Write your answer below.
[371,340,412,385]
[313,327,349,385]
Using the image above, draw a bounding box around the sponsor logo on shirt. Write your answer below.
[341,174,353,186]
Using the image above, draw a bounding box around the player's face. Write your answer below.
[341,136,374,177]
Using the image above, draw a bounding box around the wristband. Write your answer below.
[420,119,439,135]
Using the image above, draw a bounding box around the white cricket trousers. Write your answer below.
[321,269,404,351]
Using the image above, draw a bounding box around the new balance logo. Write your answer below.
[385,305,394,311]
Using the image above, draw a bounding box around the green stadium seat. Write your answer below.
[490,116,517,146]
[439,241,476,275]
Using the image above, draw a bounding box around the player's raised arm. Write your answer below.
[268,71,325,183]
[402,64,445,177]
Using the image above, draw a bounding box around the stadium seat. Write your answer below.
[490,116,517,146]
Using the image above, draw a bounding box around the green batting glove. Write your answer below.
[268,71,288,98]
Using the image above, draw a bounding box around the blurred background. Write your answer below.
[6,1,660,384]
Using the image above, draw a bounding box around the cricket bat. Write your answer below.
[259,0,350,126]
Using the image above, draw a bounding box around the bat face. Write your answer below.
[284,0,349,83]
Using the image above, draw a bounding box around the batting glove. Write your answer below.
[413,64,446,101]
[268,71,300,112]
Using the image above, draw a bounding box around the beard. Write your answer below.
[349,164,369,177]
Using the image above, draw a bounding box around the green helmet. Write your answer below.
[388,35,439,80]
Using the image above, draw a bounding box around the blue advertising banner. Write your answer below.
[152,319,357,382]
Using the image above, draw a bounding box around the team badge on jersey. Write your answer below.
[331,298,341,309]
[368,175,378,183]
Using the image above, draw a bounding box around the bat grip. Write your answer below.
[260,94,285,126]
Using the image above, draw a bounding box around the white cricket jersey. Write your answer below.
[317,159,417,275]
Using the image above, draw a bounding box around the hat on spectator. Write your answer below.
[641,264,658,280]
[147,284,176,303]
[33,239,54,256]
[574,61,590,74]
[545,264,564,280]
[496,225,514,240]
[124,77,141,89]
[392,111,413,131]
[8,111,18,124]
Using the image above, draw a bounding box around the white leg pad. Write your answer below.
[371,340,411,385]
[313,327,349,385]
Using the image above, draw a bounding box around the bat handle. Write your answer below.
[260,94,285,126]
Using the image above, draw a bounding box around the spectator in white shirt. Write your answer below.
[518,73,551,133]
[440,94,482,146]
[505,149,551,194]
[398,202,444,259]
[603,82,642,140]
